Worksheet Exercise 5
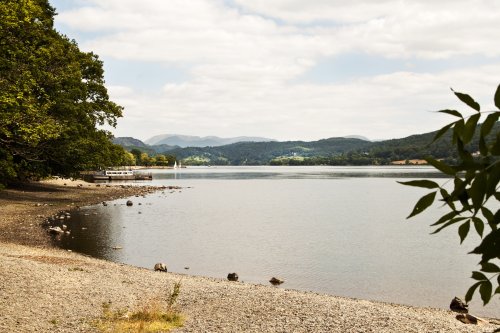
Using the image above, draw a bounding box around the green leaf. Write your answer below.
[458,221,470,243]
[481,262,500,273]
[472,217,484,238]
[479,280,492,305]
[465,282,481,303]
[478,135,488,155]
[398,180,440,189]
[495,84,500,109]
[468,172,486,211]
[471,271,488,281]
[481,207,494,223]
[439,188,456,210]
[407,191,437,218]
[480,112,500,137]
[431,217,467,234]
[431,123,454,144]
[462,113,480,144]
[431,211,459,226]
[452,88,480,112]
[487,167,500,197]
[438,109,463,118]
[425,157,456,175]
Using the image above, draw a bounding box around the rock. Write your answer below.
[112,246,123,250]
[154,263,167,272]
[450,297,468,313]
[48,227,64,235]
[102,202,108,206]
[269,277,284,285]
[126,200,133,206]
[227,273,239,281]
[61,225,67,231]
[455,314,487,325]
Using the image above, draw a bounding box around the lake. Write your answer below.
[58,166,499,317]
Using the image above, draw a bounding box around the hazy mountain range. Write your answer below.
[144,134,276,147]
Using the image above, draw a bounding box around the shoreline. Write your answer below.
[0,179,497,332]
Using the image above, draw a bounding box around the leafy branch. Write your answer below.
[400,84,500,305]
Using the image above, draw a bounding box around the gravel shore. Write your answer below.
[0,179,498,332]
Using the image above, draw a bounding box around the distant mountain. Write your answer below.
[112,137,149,148]
[343,135,371,141]
[145,134,276,147]
[113,137,178,154]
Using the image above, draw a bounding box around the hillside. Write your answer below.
[114,123,498,166]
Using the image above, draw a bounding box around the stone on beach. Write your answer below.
[269,277,284,285]
[450,296,468,313]
[227,273,239,281]
[154,263,167,272]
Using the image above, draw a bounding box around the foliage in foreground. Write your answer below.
[0,0,130,185]
[96,282,183,333]
[400,84,500,305]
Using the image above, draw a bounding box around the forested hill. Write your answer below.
[168,137,373,165]
[116,122,498,166]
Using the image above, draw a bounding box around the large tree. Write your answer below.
[0,0,124,183]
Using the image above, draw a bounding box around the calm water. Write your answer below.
[58,166,498,317]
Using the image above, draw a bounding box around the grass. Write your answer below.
[95,281,183,333]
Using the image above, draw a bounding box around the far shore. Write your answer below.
[0,178,498,332]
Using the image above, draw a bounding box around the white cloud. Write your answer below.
[54,0,500,141]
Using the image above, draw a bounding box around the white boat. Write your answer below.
[103,170,135,180]
[174,161,178,169]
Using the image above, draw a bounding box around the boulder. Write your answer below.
[154,263,167,272]
[450,297,468,313]
[126,200,133,206]
[227,273,239,281]
[269,277,284,285]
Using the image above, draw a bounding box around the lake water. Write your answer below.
[58,166,498,317]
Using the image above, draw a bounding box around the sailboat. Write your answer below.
[173,161,178,169]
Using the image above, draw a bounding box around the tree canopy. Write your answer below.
[0,0,126,184]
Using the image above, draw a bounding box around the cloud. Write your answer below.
[53,0,500,141]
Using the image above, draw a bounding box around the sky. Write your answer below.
[50,0,500,142]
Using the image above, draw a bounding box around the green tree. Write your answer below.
[400,84,500,305]
[155,154,168,166]
[0,0,123,183]
[139,153,150,166]
[130,149,142,165]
